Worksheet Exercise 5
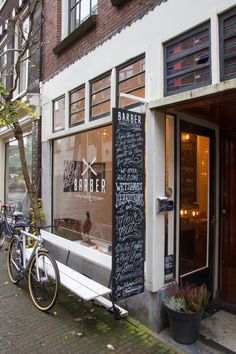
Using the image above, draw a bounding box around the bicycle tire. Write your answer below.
[7,236,23,284]
[0,221,6,248]
[28,251,60,312]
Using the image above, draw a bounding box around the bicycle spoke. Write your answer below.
[28,252,60,311]
[7,237,23,284]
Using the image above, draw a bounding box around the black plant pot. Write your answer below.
[165,306,204,344]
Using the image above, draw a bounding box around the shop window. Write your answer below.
[164,22,211,95]
[219,7,236,81]
[69,0,98,34]
[117,56,145,108]
[69,85,85,127]
[5,134,32,214]
[90,72,111,121]
[53,96,65,132]
[53,125,112,254]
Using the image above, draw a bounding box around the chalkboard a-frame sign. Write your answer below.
[112,108,145,301]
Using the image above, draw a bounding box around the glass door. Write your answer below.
[179,121,215,288]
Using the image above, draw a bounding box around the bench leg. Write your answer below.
[81,299,85,335]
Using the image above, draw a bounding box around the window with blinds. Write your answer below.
[220,7,236,81]
[164,22,211,95]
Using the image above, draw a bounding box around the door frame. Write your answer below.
[177,119,216,292]
[220,128,236,305]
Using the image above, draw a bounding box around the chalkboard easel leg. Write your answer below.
[109,294,121,320]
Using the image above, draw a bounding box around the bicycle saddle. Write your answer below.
[14,211,24,217]
[14,221,28,228]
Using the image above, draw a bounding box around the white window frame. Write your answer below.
[0,44,7,89]
[61,0,98,40]
[14,15,29,97]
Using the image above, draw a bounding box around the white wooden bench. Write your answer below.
[32,230,128,331]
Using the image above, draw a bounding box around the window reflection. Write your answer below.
[53,125,112,254]
[53,96,65,132]
[180,133,209,275]
[5,135,32,214]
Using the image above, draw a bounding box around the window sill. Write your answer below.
[53,15,97,55]
[111,0,127,6]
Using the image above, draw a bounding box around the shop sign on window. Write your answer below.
[63,159,106,193]
[112,108,145,301]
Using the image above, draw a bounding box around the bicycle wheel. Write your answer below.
[7,236,23,284]
[28,251,60,311]
[0,221,6,248]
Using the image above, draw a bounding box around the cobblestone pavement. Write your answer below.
[0,246,181,354]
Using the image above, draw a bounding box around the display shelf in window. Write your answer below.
[164,22,211,95]
[69,85,85,127]
[90,72,111,121]
[220,7,236,81]
[117,55,145,108]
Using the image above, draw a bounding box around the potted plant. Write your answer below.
[163,283,210,344]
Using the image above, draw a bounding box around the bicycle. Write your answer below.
[0,204,28,249]
[7,229,60,312]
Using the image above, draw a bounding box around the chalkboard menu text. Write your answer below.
[112,108,145,301]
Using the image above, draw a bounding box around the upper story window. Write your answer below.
[90,72,111,121]
[69,0,98,34]
[69,85,85,127]
[219,7,236,81]
[53,96,65,132]
[15,16,29,95]
[0,0,6,9]
[54,0,98,55]
[117,56,145,108]
[164,22,211,95]
[0,45,7,88]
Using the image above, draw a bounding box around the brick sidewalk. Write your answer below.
[0,247,180,354]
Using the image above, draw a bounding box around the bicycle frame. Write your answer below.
[19,230,46,280]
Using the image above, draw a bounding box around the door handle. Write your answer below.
[222,209,227,215]
[211,216,216,225]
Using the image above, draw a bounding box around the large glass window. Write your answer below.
[90,72,111,121]
[219,7,236,81]
[69,85,85,127]
[5,135,32,215]
[53,96,65,132]
[164,22,211,95]
[69,0,98,34]
[53,126,112,254]
[117,56,145,108]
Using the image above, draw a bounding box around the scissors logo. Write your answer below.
[81,157,97,176]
